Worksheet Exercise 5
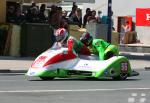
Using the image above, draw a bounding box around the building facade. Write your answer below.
[83,0,150,44]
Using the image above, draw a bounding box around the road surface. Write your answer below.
[0,70,149,103]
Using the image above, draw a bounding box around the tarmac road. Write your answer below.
[0,70,149,103]
[0,53,150,103]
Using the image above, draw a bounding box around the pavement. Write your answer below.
[0,43,150,73]
[119,43,150,53]
[0,51,150,73]
[0,56,34,73]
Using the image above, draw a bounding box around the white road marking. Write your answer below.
[131,93,137,97]
[141,93,146,96]
[128,93,147,103]
[140,93,146,103]
[140,98,146,103]
[0,88,149,93]
[128,97,135,103]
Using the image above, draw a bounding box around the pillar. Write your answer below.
[0,0,6,23]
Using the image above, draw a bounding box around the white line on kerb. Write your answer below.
[0,88,150,93]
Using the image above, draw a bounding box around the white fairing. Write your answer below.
[27,43,122,76]
[44,56,121,72]
[30,42,68,68]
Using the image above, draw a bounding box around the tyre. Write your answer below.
[112,73,128,80]
[40,77,54,80]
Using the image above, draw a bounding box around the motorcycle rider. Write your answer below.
[80,32,119,60]
[54,28,91,58]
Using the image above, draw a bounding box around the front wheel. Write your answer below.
[40,77,54,80]
[112,73,128,80]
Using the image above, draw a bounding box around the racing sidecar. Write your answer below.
[26,43,139,80]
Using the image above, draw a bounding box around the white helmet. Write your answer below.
[55,28,69,42]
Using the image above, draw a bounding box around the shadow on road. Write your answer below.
[28,78,141,82]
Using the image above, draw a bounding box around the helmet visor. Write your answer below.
[55,35,65,42]
[81,39,92,46]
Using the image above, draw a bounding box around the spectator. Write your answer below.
[38,4,46,23]
[60,10,69,30]
[69,8,82,28]
[6,6,16,23]
[62,10,68,22]
[49,6,62,29]
[122,21,131,33]
[30,2,38,10]
[69,2,78,17]
[83,8,91,28]
[14,6,25,25]
[48,5,57,22]
[121,21,131,43]
[97,10,102,23]
[30,7,39,22]
[26,8,31,22]
[87,10,97,23]
[122,21,138,44]
[26,2,39,23]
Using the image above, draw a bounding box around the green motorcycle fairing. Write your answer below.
[91,39,119,60]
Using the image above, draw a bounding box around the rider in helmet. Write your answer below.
[80,32,93,46]
[80,32,119,60]
[55,28,69,44]
[54,28,91,57]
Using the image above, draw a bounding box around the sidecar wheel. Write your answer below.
[40,77,54,80]
[112,73,127,80]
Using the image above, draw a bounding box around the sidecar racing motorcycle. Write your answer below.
[26,43,139,80]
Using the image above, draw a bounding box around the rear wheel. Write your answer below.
[112,73,128,80]
[40,77,54,80]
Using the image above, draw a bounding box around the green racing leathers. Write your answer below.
[89,39,119,60]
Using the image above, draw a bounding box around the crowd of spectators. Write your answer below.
[6,2,47,24]
[6,2,103,29]
[6,3,25,25]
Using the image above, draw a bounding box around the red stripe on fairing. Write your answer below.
[31,56,47,68]
[43,51,77,67]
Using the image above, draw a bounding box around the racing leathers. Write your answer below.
[67,36,91,57]
[49,36,91,63]
[89,39,119,60]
